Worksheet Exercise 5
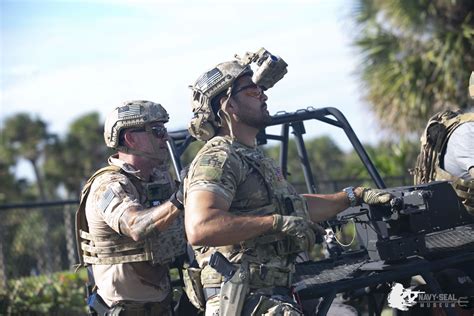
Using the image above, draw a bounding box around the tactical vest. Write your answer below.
[235,145,314,256]
[75,165,186,267]
[191,137,315,289]
[413,110,474,214]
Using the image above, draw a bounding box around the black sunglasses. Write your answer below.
[130,126,168,139]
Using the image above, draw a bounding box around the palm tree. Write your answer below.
[351,0,474,136]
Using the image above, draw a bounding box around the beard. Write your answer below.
[236,103,271,129]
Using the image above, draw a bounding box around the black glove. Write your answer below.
[170,185,184,210]
[170,166,189,210]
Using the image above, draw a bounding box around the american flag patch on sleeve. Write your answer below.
[99,188,116,213]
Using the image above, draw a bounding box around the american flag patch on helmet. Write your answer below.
[118,104,142,118]
[195,68,223,92]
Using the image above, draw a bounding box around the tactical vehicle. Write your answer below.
[168,107,474,316]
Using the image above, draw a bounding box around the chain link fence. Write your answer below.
[0,201,78,288]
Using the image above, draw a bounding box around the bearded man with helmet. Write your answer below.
[182,48,393,315]
[75,100,186,315]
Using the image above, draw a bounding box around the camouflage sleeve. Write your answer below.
[88,172,143,233]
[186,145,243,204]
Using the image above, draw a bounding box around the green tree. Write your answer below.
[264,136,345,192]
[340,139,419,187]
[352,0,474,136]
[2,114,55,201]
[1,113,60,274]
[0,138,22,203]
[43,112,109,198]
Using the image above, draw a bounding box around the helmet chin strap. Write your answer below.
[118,145,169,163]
[220,96,236,141]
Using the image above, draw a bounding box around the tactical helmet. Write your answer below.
[188,61,253,141]
[104,100,169,149]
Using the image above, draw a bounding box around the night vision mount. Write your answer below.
[236,47,288,90]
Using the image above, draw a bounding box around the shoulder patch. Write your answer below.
[198,152,227,168]
[193,152,228,181]
[98,188,116,213]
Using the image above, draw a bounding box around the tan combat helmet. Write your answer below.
[104,100,169,160]
[469,71,474,99]
[188,61,253,141]
[188,48,288,141]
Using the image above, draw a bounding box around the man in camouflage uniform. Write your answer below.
[183,49,393,315]
[409,73,474,313]
[413,71,474,214]
[75,100,186,315]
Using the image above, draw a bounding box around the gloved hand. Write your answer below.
[272,214,325,236]
[272,214,310,237]
[273,215,327,252]
[170,166,188,210]
[355,187,393,205]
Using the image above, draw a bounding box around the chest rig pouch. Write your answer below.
[236,149,315,258]
[76,168,186,267]
[144,181,187,266]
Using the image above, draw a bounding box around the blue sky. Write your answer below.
[1,0,385,162]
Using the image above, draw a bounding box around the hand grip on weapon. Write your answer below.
[355,187,393,205]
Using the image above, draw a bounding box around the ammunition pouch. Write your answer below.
[80,213,186,266]
[202,262,292,289]
[182,266,205,311]
[243,233,314,257]
[248,263,292,289]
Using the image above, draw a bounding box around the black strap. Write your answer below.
[169,191,184,210]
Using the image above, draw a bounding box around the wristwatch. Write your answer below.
[343,186,358,207]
